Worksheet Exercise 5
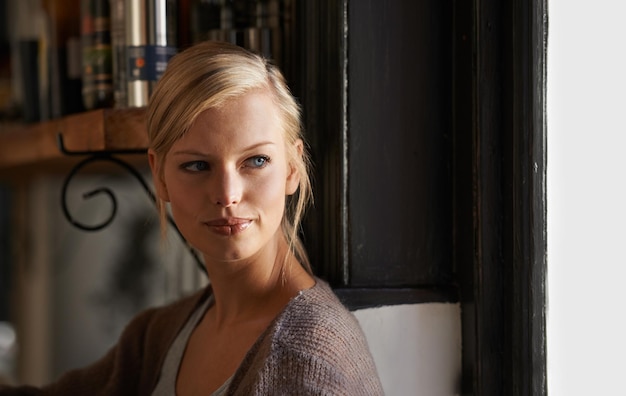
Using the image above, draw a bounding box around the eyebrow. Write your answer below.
[170,141,276,157]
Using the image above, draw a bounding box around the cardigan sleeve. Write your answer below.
[0,307,159,396]
[0,288,206,396]
[53,307,162,395]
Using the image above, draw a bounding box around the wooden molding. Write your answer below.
[0,108,148,179]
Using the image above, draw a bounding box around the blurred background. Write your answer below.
[0,0,289,384]
[0,2,464,394]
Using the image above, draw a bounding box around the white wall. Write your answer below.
[355,304,461,396]
[547,1,626,395]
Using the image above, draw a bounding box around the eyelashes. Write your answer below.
[180,155,271,172]
[244,155,271,169]
[181,160,209,172]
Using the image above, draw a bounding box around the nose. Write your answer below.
[210,168,242,207]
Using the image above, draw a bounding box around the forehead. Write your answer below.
[177,90,286,149]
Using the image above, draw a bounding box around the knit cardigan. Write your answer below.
[0,279,384,395]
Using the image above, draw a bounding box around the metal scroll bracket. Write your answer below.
[57,134,206,276]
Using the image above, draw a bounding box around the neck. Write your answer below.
[202,239,315,328]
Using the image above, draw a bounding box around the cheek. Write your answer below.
[251,172,288,214]
[162,174,203,214]
[169,186,200,209]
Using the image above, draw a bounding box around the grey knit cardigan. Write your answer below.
[0,279,384,395]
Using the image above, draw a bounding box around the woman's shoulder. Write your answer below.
[256,278,384,395]
[275,278,369,351]
[291,278,357,319]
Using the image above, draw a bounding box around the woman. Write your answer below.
[0,41,383,395]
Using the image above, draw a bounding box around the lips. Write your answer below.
[204,218,252,236]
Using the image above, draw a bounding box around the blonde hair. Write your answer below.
[147,41,313,272]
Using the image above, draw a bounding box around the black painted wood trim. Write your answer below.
[509,1,548,394]
[294,0,349,287]
[336,286,459,311]
[454,0,547,395]
[346,0,454,288]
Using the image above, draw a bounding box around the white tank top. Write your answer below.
[151,295,233,396]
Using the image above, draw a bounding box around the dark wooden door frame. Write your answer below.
[454,0,548,394]
[295,0,547,394]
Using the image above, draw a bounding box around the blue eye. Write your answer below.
[245,155,270,168]
[182,161,209,172]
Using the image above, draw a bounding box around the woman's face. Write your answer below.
[150,90,301,264]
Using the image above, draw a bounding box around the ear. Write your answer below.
[285,139,303,195]
[148,149,170,202]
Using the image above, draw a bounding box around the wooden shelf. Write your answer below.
[0,108,149,180]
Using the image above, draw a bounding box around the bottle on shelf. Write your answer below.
[248,0,281,63]
[189,0,283,66]
[149,0,178,92]
[0,0,14,122]
[81,0,114,110]
[42,0,84,118]
[190,0,223,44]
[111,0,127,108]
[126,0,177,108]
[10,0,49,122]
